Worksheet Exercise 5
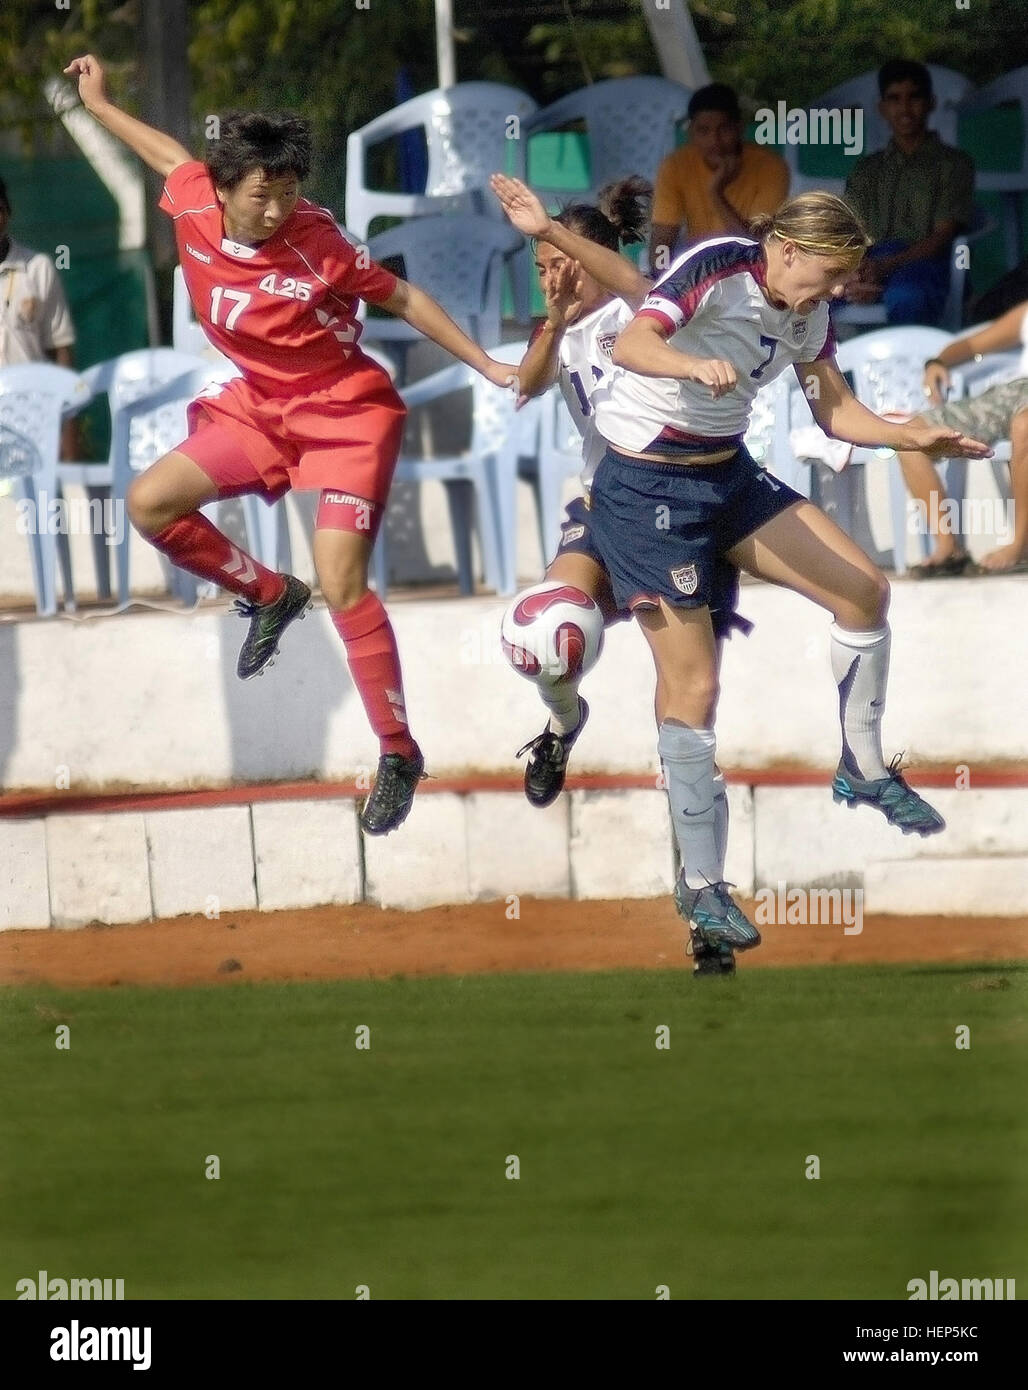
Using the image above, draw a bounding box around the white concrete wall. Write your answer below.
[0,578,1025,794]
[2,784,1025,929]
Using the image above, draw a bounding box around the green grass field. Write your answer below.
[2,963,1026,1300]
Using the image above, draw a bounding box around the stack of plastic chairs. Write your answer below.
[0,363,90,615]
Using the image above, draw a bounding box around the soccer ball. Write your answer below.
[500,581,604,682]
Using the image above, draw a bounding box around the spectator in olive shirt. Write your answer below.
[844,60,975,325]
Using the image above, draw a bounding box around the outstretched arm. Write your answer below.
[377,279,517,388]
[490,174,650,310]
[800,359,992,459]
[63,55,192,177]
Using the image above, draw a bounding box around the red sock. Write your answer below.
[331,592,417,758]
[148,514,284,604]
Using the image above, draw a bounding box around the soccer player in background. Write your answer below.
[490,172,751,820]
[586,193,992,973]
[64,54,516,836]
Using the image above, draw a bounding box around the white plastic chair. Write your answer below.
[0,363,91,616]
[56,349,221,602]
[783,65,975,196]
[345,82,538,242]
[362,214,522,361]
[516,77,692,203]
[833,326,957,572]
[958,68,1028,271]
[106,364,241,605]
[371,358,521,597]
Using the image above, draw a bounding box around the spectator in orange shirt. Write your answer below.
[649,83,790,274]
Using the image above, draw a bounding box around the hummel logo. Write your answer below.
[222,545,257,586]
[185,243,212,265]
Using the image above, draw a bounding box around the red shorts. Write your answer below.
[176,359,406,510]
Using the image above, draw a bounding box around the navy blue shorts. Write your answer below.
[552,493,754,640]
[587,445,803,620]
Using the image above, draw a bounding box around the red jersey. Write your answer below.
[159,161,397,395]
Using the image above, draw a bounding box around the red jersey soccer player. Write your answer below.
[65,54,516,836]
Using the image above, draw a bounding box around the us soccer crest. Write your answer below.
[597,332,618,357]
[670,563,699,595]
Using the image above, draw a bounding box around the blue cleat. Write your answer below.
[832,754,945,836]
[674,875,761,976]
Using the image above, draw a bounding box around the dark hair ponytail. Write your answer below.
[553,175,652,251]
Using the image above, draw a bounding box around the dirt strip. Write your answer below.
[1,898,1025,989]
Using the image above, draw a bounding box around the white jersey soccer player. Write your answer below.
[492,172,754,825]
[591,234,835,454]
[549,295,634,486]
[584,192,992,975]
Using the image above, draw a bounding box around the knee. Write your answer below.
[321,564,369,612]
[126,474,165,536]
[841,568,890,628]
[666,663,720,722]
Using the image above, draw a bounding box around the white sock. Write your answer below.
[537,677,582,736]
[658,722,723,889]
[829,623,890,781]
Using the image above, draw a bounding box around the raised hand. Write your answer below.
[542,255,584,328]
[63,54,108,111]
[489,173,551,239]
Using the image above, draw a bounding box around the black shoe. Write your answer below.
[516,698,589,808]
[687,930,736,977]
[360,748,426,835]
[234,575,312,680]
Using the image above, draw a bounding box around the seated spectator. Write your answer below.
[0,174,76,369]
[649,83,789,273]
[0,173,78,456]
[896,299,1028,575]
[844,61,975,325]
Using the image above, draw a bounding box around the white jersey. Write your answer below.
[531,297,634,486]
[591,236,835,458]
[1019,306,1028,375]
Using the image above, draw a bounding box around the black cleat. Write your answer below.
[234,575,312,680]
[516,698,589,808]
[360,748,426,836]
[686,930,736,977]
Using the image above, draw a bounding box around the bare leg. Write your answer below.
[979,410,1028,571]
[126,450,220,534]
[726,499,889,626]
[895,435,963,566]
